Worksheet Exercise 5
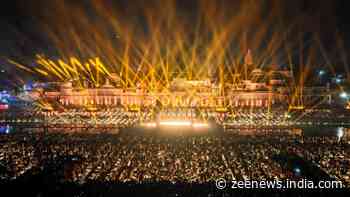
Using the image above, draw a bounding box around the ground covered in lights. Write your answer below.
[0,129,349,196]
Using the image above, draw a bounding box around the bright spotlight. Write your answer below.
[337,127,344,139]
[159,120,192,127]
[335,78,342,84]
[140,122,157,128]
[5,125,10,134]
[293,167,301,176]
[192,122,210,128]
[340,92,348,99]
[318,70,325,76]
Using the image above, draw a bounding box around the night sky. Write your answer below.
[1,0,350,88]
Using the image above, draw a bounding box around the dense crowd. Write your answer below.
[293,137,350,186]
[0,130,349,188]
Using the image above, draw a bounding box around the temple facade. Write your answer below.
[28,69,301,109]
[26,50,331,110]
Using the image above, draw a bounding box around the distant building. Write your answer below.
[23,51,331,111]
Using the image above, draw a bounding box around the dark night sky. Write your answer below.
[1,0,350,88]
[0,0,349,51]
[0,0,349,57]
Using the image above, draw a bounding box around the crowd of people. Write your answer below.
[292,137,350,186]
[0,129,349,188]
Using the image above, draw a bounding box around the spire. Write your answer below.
[243,49,253,80]
[244,49,253,65]
[102,78,114,88]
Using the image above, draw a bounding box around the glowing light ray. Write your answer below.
[36,57,63,79]
[8,59,35,73]
[6,0,339,117]
[34,68,49,76]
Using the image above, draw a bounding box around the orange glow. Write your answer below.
[159,120,192,127]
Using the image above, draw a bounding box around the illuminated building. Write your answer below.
[26,69,330,110]
[25,51,331,111]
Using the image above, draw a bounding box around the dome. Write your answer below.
[101,79,114,88]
